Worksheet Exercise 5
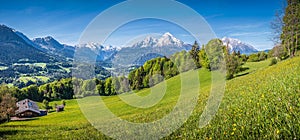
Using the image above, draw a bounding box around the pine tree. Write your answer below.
[189,41,201,68]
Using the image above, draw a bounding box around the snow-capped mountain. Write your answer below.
[75,43,118,61]
[76,43,117,51]
[221,37,258,54]
[132,32,191,49]
[157,32,185,47]
[132,36,157,48]
[32,37,118,61]
[111,32,192,69]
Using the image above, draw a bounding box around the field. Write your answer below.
[0,57,299,139]
[17,76,50,84]
[235,59,271,77]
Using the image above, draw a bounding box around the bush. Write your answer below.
[43,99,52,110]
[269,58,278,66]
[62,100,66,106]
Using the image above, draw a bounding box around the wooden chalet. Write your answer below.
[15,99,40,117]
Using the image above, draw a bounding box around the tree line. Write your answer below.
[271,0,300,59]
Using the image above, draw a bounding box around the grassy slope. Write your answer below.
[1,57,299,139]
[235,59,271,77]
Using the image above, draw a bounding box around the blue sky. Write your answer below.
[0,0,284,50]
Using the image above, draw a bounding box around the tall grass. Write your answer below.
[1,57,299,139]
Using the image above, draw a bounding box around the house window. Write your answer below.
[28,102,32,107]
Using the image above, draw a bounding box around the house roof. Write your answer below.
[56,105,64,109]
[15,99,40,115]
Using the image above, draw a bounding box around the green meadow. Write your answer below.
[17,76,50,83]
[0,56,299,139]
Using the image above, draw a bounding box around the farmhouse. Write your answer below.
[15,99,40,117]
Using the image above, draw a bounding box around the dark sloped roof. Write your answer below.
[56,105,64,109]
[15,99,40,115]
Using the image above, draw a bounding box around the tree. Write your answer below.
[42,99,51,110]
[269,44,287,59]
[105,78,113,96]
[131,68,144,90]
[22,85,43,102]
[247,53,260,62]
[281,0,300,57]
[221,45,240,80]
[225,54,239,80]
[258,52,267,61]
[62,100,66,106]
[205,39,225,70]
[0,85,17,123]
[189,41,201,68]
[96,80,105,96]
[198,46,210,69]
[82,79,96,96]
[271,6,285,45]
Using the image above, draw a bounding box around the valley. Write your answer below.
[0,1,299,139]
[1,56,299,139]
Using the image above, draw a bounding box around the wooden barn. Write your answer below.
[55,105,64,112]
[15,99,40,117]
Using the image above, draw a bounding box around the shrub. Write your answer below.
[269,58,278,66]
[62,100,66,106]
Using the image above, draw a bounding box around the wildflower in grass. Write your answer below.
[276,129,280,134]
[231,132,234,135]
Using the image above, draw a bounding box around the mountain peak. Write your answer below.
[221,37,258,54]
[157,32,183,47]
[132,32,186,48]
[76,42,102,50]
[44,36,54,41]
[32,36,63,51]
[162,32,173,37]
[0,24,13,30]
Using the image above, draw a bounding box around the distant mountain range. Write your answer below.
[75,43,118,62]
[0,24,260,65]
[0,24,261,85]
[0,24,111,87]
[221,37,258,54]
[112,32,192,69]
